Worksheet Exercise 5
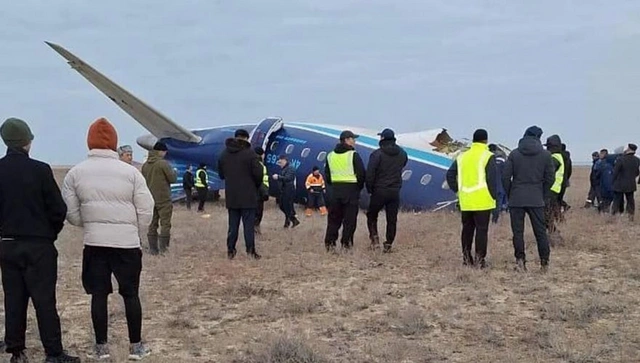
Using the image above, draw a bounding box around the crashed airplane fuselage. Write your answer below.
[46,41,509,212]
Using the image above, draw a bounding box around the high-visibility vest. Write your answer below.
[195,168,207,188]
[456,142,496,211]
[326,150,357,183]
[550,153,565,193]
[260,162,269,187]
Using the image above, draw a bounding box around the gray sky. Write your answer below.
[2,0,640,165]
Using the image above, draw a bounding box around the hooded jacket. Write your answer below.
[277,162,297,196]
[217,137,264,209]
[502,134,555,208]
[612,152,640,193]
[62,149,154,248]
[545,135,564,193]
[595,157,615,199]
[365,139,408,194]
[141,150,177,205]
[324,142,366,197]
[0,147,67,242]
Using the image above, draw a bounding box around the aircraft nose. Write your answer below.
[136,134,157,150]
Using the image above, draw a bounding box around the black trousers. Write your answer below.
[279,191,296,222]
[82,246,143,344]
[0,240,63,356]
[255,200,264,227]
[196,187,208,212]
[227,208,256,253]
[460,210,491,262]
[306,191,326,209]
[366,189,400,244]
[612,192,635,215]
[324,193,359,248]
[509,207,550,263]
[184,188,192,210]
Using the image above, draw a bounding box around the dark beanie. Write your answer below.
[1,117,34,148]
[472,129,488,142]
[524,126,543,139]
[312,166,319,171]
[629,143,637,152]
[153,141,168,151]
[254,146,264,156]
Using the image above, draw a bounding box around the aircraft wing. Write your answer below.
[45,41,202,143]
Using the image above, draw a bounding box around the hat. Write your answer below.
[629,143,637,152]
[87,118,118,151]
[199,163,206,168]
[254,146,264,156]
[472,129,488,142]
[524,126,543,139]
[544,134,562,148]
[117,145,133,156]
[339,130,359,141]
[488,144,497,152]
[592,151,599,157]
[153,141,168,151]
[312,166,319,171]
[235,129,250,139]
[377,128,395,140]
[278,154,288,160]
[1,117,34,148]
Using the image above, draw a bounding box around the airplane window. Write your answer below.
[301,148,311,158]
[442,180,450,190]
[317,151,327,162]
[420,174,432,185]
[270,141,279,151]
[402,170,412,181]
[285,144,294,154]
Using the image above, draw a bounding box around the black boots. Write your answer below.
[248,248,262,260]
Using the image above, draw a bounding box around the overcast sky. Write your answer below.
[2,0,640,164]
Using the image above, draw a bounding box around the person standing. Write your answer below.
[596,149,615,214]
[584,151,601,209]
[253,147,269,235]
[323,130,366,252]
[558,143,572,214]
[217,129,264,260]
[365,128,408,253]
[543,135,566,246]
[182,165,195,211]
[488,144,507,223]
[194,163,209,213]
[502,126,555,272]
[62,118,154,361]
[304,166,327,217]
[612,143,640,221]
[273,155,300,228]
[0,118,81,363]
[117,145,134,164]
[141,141,177,255]
[446,129,497,268]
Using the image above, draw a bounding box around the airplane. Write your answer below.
[45,41,511,212]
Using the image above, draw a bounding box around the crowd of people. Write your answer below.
[0,114,636,362]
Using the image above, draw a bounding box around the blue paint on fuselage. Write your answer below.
[152,123,458,211]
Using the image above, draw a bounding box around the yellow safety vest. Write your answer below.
[195,168,207,188]
[456,143,496,211]
[327,150,357,183]
[550,153,565,193]
[260,162,269,187]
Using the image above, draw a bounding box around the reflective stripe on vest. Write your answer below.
[456,143,496,211]
[195,169,207,188]
[261,162,269,187]
[551,153,565,193]
[327,150,357,183]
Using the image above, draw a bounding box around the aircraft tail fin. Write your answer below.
[45,41,202,143]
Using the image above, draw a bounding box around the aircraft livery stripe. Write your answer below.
[287,123,453,169]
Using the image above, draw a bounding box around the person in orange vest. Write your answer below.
[305,166,327,216]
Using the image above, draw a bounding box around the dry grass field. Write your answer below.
[3,167,639,362]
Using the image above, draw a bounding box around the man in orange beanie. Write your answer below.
[0,117,81,362]
[63,118,154,360]
[141,141,177,254]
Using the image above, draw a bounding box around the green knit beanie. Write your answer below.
[1,118,34,148]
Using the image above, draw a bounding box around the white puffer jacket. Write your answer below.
[62,149,154,248]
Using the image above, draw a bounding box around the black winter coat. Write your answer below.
[217,138,264,209]
[0,148,67,241]
[612,153,640,193]
[502,136,555,208]
[182,170,194,189]
[277,163,296,196]
[365,139,408,194]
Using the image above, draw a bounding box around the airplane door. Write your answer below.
[249,117,284,151]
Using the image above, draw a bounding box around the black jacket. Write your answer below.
[277,163,296,196]
[561,150,572,188]
[0,148,67,241]
[502,136,555,208]
[217,138,264,209]
[324,143,366,199]
[612,153,640,193]
[182,170,194,189]
[445,145,498,201]
[365,139,408,194]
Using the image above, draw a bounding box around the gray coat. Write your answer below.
[502,136,555,208]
